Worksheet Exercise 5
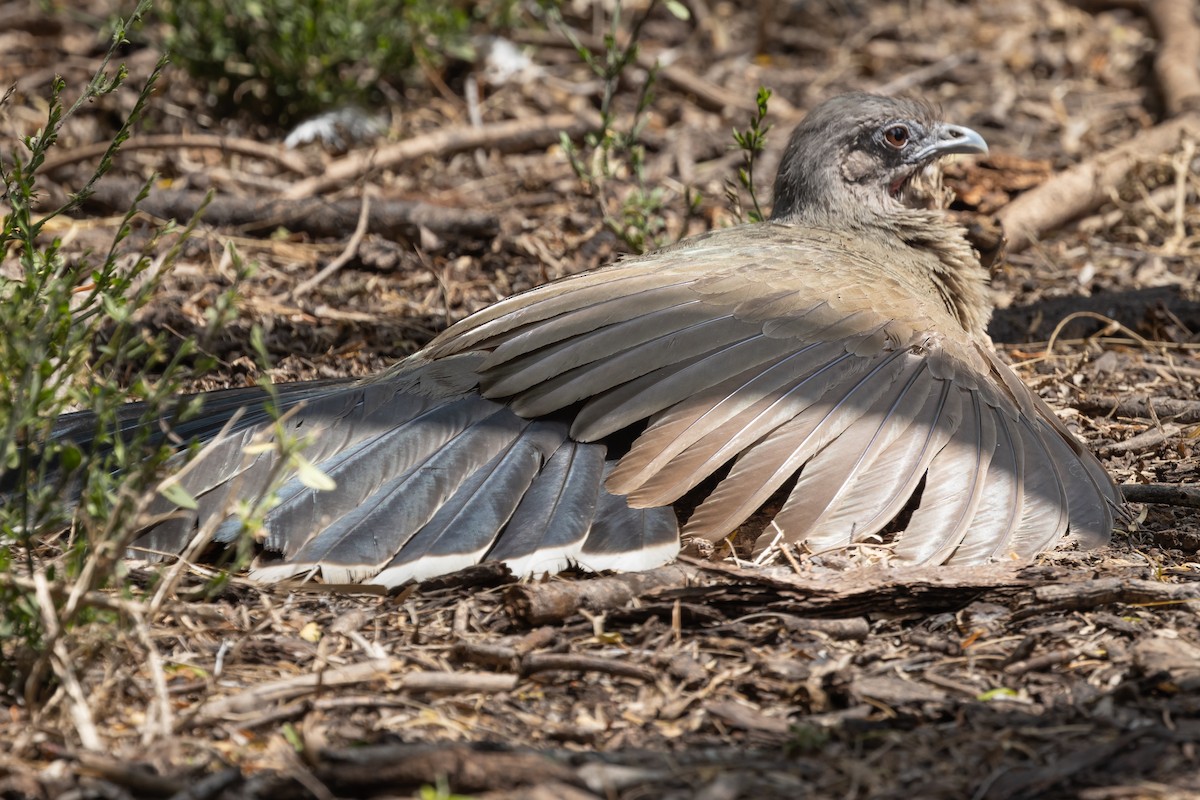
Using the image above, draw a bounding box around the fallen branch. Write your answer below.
[1099,426,1180,456]
[197,661,518,721]
[83,177,498,241]
[995,113,1200,251]
[1147,0,1200,115]
[1121,483,1200,509]
[503,563,703,625]
[283,113,597,199]
[671,560,1036,617]
[1015,577,1200,618]
[41,133,311,176]
[506,561,1046,625]
[1076,395,1200,423]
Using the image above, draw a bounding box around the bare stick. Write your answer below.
[1121,483,1200,509]
[1147,0,1200,115]
[198,661,518,720]
[284,114,596,199]
[291,191,372,299]
[453,642,657,681]
[996,113,1200,251]
[83,177,498,241]
[32,575,102,751]
[132,612,173,746]
[503,564,703,625]
[41,133,311,175]
[1075,396,1200,423]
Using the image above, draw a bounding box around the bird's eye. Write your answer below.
[883,125,910,149]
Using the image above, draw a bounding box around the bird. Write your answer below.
[55,92,1123,586]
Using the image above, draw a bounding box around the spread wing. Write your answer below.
[425,221,1120,563]
[102,221,1117,583]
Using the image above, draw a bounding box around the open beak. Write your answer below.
[914,123,989,161]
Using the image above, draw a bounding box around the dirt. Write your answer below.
[1,0,1198,798]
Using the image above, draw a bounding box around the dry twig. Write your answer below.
[197,660,519,721]
[291,191,372,299]
[83,177,498,241]
[41,133,311,176]
[1146,0,1200,115]
[284,114,599,199]
[996,114,1200,251]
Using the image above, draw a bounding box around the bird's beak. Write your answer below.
[915,123,989,160]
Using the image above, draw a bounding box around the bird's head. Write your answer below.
[770,93,988,224]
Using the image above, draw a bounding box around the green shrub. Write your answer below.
[161,0,485,126]
[0,1,240,685]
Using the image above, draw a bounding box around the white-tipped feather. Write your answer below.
[272,405,528,576]
[579,464,680,571]
[486,442,606,573]
[372,421,567,586]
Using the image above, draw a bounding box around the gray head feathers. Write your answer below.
[770,93,988,224]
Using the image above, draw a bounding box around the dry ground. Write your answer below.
[1,0,1199,798]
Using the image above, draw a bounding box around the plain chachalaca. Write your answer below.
[66,93,1123,585]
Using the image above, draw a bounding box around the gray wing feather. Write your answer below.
[577,464,680,573]
[371,420,569,586]
[760,359,936,550]
[486,441,607,576]
[797,377,961,552]
[252,399,524,582]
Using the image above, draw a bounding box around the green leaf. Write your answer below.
[281,722,304,752]
[160,481,199,511]
[294,454,336,492]
[59,443,83,472]
[664,0,691,20]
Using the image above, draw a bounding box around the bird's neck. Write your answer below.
[887,209,992,338]
[780,206,993,338]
